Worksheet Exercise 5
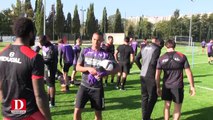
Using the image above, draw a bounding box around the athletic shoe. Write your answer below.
[49,104,55,108]
[115,86,119,90]
[120,88,126,91]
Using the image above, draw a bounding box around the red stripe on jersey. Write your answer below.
[0,44,10,55]
[32,75,43,80]
[20,46,37,59]
[176,52,184,58]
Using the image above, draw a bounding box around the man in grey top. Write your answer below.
[135,37,164,120]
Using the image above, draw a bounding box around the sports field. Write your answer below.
[0,42,213,120]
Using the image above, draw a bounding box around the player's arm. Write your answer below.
[135,51,142,70]
[155,69,162,96]
[32,55,51,120]
[32,78,51,120]
[185,68,195,96]
[114,50,119,63]
[0,80,2,102]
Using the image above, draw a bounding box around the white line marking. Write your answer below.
[196,85,213,91]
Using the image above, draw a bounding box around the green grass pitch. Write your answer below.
[0,42,213,120]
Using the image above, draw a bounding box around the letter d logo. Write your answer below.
[11,99,26,114]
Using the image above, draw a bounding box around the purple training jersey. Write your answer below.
[130,41,138,52]
[78,47,113,88]
[201,41,206,47]
[61,44,74,64]
[207,42,213,53]
[73,45,81,65]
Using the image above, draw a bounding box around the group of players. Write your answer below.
[201,39,213,64]
[0,17,196,120]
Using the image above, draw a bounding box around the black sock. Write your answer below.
[50,97,55,106]
[48,94,50,101]
[121,77,126,89]
[117,76,121,87]
[66,85,69,91]
[111,79,114,83]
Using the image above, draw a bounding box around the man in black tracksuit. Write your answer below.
[135,37,164,120]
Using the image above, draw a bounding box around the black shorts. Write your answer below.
[162,87,184,104]
[75,85,105,111]
[63,63,72,72]
[208,52,213,57]
[202,46,205,48]
[119,62,131,74]
[44,65,56,87]
[73,64,76,71]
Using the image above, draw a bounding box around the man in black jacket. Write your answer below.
[135,37,164,120]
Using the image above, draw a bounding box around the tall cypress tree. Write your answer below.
[25,0,34,19]
[101,7,108,33]
[72,5,80,35]
[114,9,123,33]
[55,0,65,37]
[64,12,72,33]
[35,0,44,35]
[86,4,97,38]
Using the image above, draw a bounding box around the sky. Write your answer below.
[0,0,213,21]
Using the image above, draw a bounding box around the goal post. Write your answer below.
[174,36,193,46]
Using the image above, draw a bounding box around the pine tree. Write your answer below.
[55,0,65,37]
[35,0,44,35]
[86,4,97,38]
[114,9,123,33]
[72,5,80,35]
[101,7,108,33]
[25,0,34,19]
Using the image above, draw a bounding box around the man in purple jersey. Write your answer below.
[130,37,138,56]
[74,32,118,120]
[156,39,195,120]
[71,38,82,86]
[59,38,74,92]
[0,17,51,120]
[201,40,206,54]
[206,39,213,64]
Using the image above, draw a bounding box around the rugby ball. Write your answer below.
[98,60,116,71]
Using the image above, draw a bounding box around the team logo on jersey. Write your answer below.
[0,52,22,64]
[11,99,26,114]
[174,57,180,61]
[9,52,15,57]
[162,59,169,63]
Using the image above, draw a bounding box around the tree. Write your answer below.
[64,12,72,33]
[55,0,65,37]
[72,5,80,36]
[127,24,134,37]
[101,7,108,33]
[11,0,22,19]
[86,4,97,38]
[191,14,201,42]
[200,14,208,40]
[25,0,34,19]
[35,0,44,36]
[114,9,123,33]
[46,4,56,40]
[108,14,116,33]
[0,9,13,35]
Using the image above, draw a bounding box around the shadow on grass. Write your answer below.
[105,95,141,110]
[155,106,213,120]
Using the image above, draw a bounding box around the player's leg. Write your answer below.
[63,63,71,91]
[110,74,115,83]
[74,85,89,120]
[164,101,171,120]
[89,87,104,120]
[95,111,102,120]
[146,79,158,119]
[171,88,184,120]
[74,108,82,120]
[71,64,77,85]
[120,72,127,90]
[116,63,123,89]
[162,87,173,120]
[141,76,149,120]
[49,69,56,107]
[104,75,108,87]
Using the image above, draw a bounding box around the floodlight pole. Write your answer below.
[43,0,46,35]
[189,15,192,46]
[80,7,86,40]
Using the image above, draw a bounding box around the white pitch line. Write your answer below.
[196,85,213,91]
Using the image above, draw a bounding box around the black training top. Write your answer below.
[135,43,161,78]
[116,44,134,64]
[157,51,190,88]
[0,45,44,119]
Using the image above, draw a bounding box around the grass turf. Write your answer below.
[0,42,213,120]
